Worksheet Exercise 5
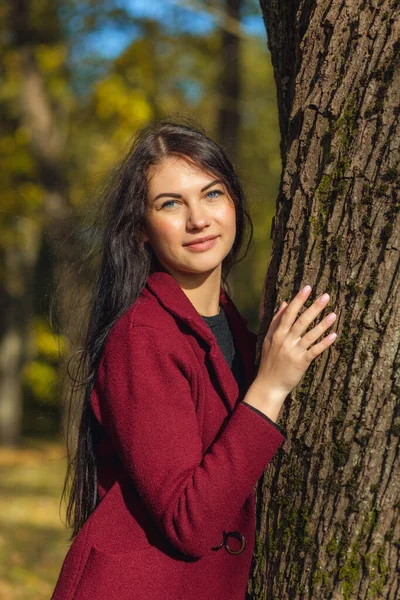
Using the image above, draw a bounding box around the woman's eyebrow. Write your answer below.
[152,179,223,202]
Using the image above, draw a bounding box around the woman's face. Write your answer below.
[142,156,236,279]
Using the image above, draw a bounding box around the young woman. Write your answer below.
[51,119,337,600]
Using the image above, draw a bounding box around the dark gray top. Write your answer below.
[201,308,284,435]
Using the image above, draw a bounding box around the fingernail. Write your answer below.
[319,293,329,303]
[326,312,336,322]
[301,285,311,295]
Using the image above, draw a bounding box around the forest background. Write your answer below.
[0,1,281,597]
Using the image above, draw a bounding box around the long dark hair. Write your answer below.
[57,116,254,540]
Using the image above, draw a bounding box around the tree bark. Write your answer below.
[249,1,400,598]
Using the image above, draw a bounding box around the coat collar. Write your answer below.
[144,264,256,412]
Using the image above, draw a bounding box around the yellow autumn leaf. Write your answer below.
[32,317,65,360]
[22,360,58,403]
[36,44,67,73]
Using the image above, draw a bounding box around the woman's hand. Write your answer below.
[256,285,337,397]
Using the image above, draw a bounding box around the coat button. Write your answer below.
[211,530,246,555]
[223,530,246,555]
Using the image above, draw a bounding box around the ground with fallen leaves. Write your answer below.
[0,439,70,599]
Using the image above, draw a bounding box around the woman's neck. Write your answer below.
[157,261,222,316]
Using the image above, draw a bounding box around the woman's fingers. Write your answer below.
[266,286,337,356]
[299,310,337,350]
[274,302,287,318]
[257,286,338,396]
[279,285,313,330]
[288,291,331,339]
[265,302,288,341]
[305,330,337,361]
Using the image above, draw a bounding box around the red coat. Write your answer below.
[51,267,286,600]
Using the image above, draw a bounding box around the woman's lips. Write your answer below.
[184,236,219,251]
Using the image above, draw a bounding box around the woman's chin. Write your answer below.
[166,259,222,277]
[155,247,231,277]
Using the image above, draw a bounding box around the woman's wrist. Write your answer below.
[242,378,287,424]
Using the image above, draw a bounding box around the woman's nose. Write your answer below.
[187,204,210,229]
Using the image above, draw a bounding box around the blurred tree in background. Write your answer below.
[0,0,280,446]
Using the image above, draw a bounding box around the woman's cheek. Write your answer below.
[221,206,236,237]
[155,220,182,251]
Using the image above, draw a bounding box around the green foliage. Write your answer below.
[33,317,65,361]
[22,361,59,404]
[20,317,65,406]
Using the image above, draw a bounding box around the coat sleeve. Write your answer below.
[93,322,285,559]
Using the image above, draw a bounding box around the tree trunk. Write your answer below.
[0,0,86,445]
[217,0,242,165]
[217,0,243,299]
[248,1,400,598]
[0,210,42,446]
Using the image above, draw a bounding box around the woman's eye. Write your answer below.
[161,200,178,209]
[206,189,224,199]
[161,191,223,209]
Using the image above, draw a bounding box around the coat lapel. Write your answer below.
[144,266,256,413]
